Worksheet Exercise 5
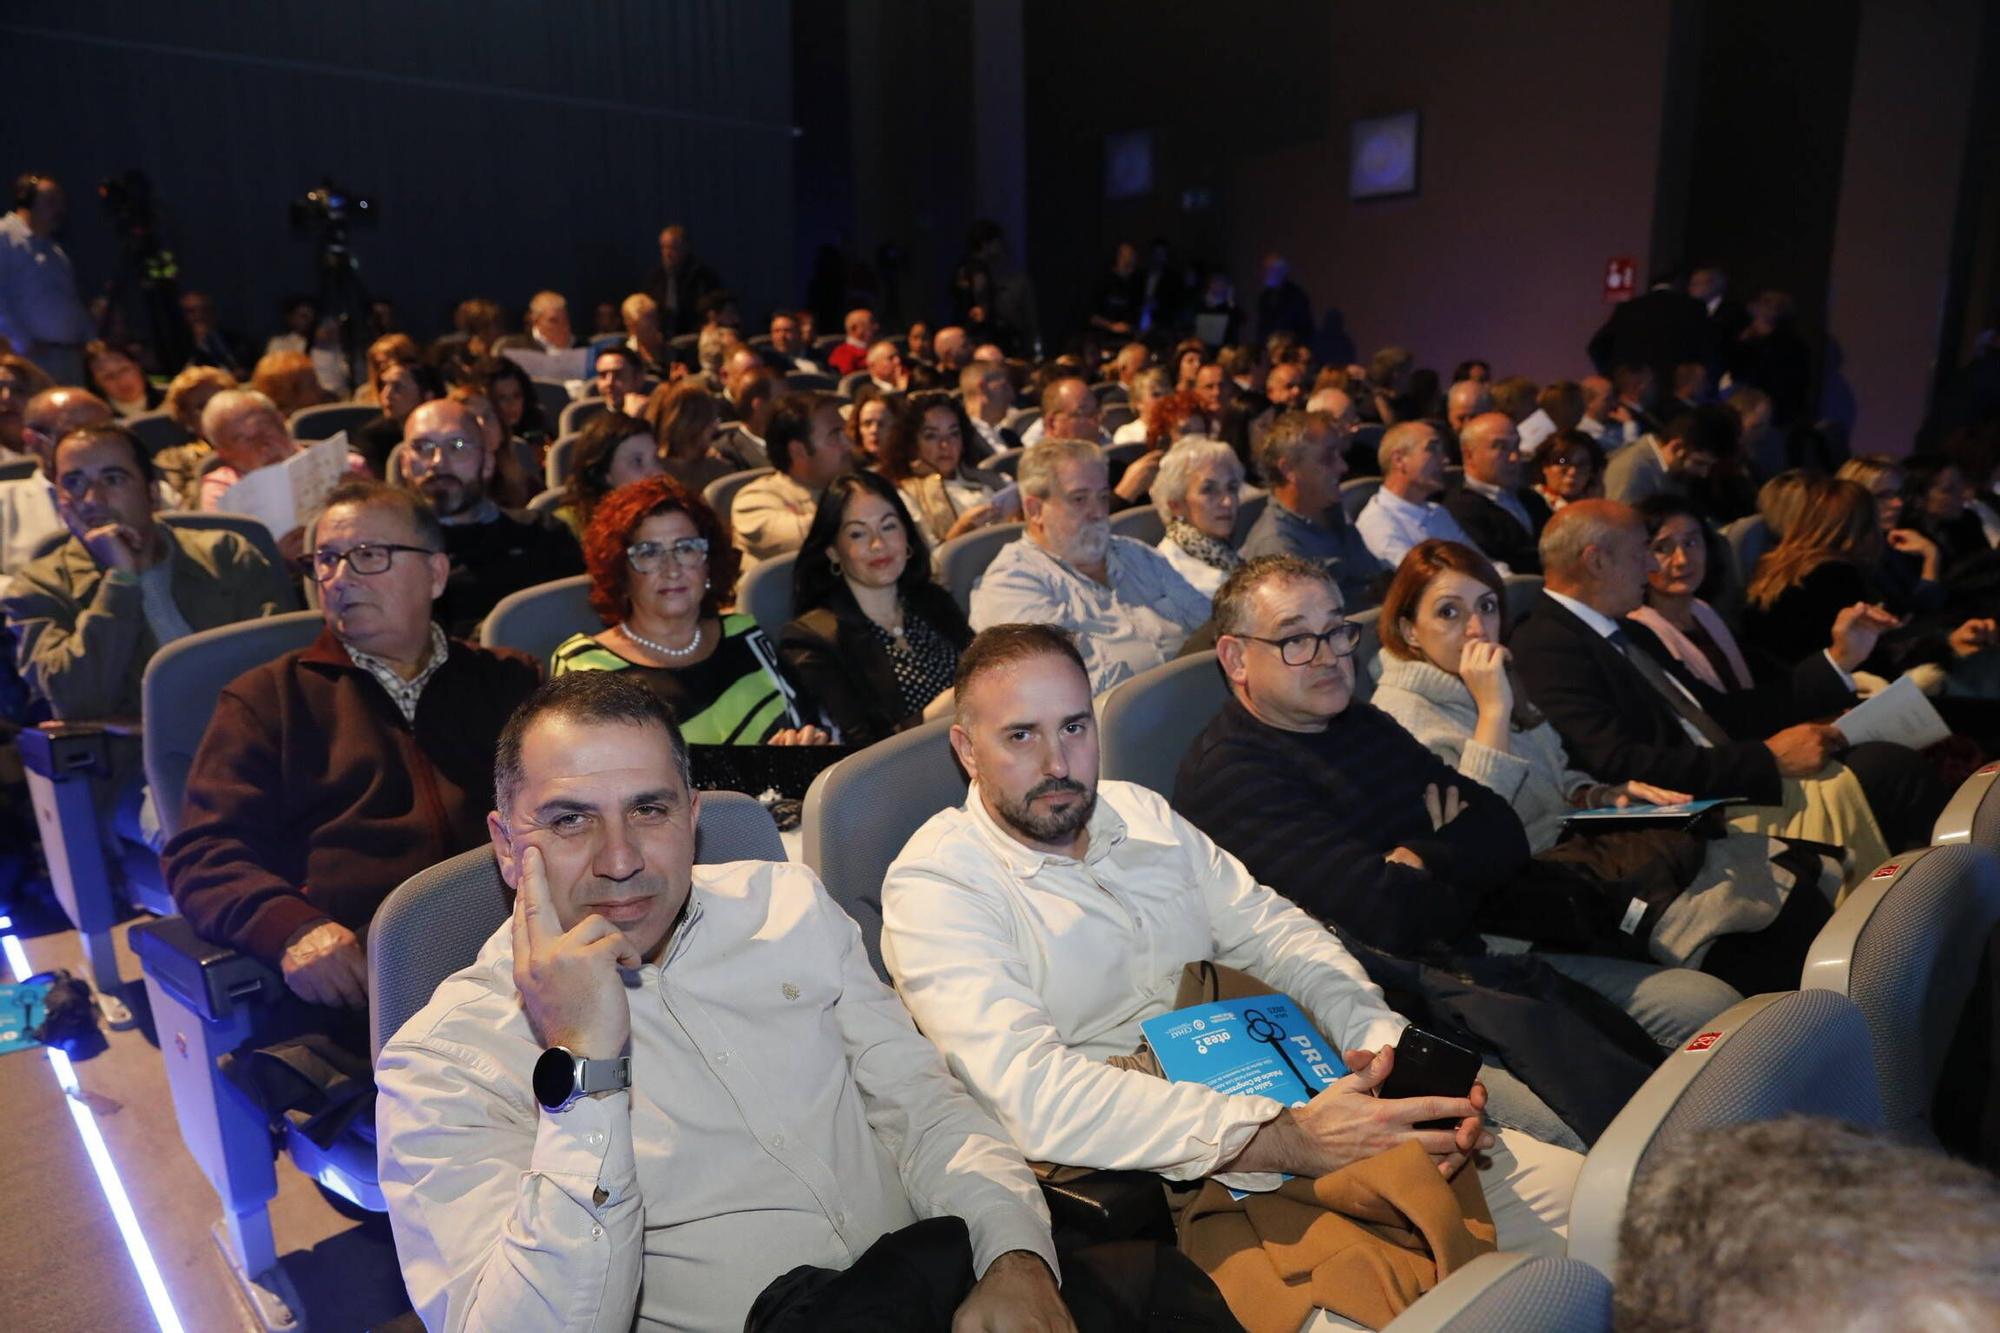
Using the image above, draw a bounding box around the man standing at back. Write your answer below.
[0,174,93,386]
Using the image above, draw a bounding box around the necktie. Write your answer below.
[1608,628,1734,747]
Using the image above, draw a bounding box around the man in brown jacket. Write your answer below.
[162,480,540,1013]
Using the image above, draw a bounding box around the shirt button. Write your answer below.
[714,1051,729,1065]
[771,1133,785,1149]
[591,1225,604,1240]
[586,1130,604,1147]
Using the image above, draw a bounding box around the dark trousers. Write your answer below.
[745,1216,1243,1333]
[1843,739,1949,853]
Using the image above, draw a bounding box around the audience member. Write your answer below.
[1630,495,1757,691]
[1356,421,1480,569]
[553,475,828,745]
[827,308,878,377]
[163,480,540,1010]
[641,380,733,496]
[929,326,969,377]
[905,321,934,368]
[1725,290,1813,426]
[0,174,92,385]
[1445,379,1491,438]
[882,623,1581,1286]
[1586,273,1713,393]
[1,387,110,573]
[1837,455,1947,615]
[250,349,327,418]
[1171,338,1206,392]
[732,392,850,561]
[643,223,724,337]
[556,411,663,539]
[1150,437,1244,597]
[1113,366,1170,445]
[359,330,421,408]
[496,290,576,356]
[376,671,1069,1333]
[1447,412,1550,573]
[1532,429,1603,513]
[1239,409,1389,610]
[445,379,539,510]
[1253,252,1313,344]
[881,391,1017,545]
[846,380,898,470]
[0,352,52,463]
[780,471,972,746]
[1245,361,1306,460]
[1614,1116,2000,1333]
[197,388,305,511]
[958,361,1018,459]
[353,357,433,475]
[84,340,162,419]
[1088,241,1144,336]
[592,344,648,417]
[969,438,1210,693]
[763,308,823,375]
[402,398,583,635]
[179,290,252,378]
[864,339,909,394]
[1576,374,1625,449]
[1602,405,1732,507]
[618,292,671,380]
[473,354,553,459]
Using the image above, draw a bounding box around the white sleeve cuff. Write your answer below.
[531,1091,635,1211]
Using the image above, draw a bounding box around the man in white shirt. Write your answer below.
[0,175,93,385]
[764,310,823,376]
[377,672,1071,1332]
[961,362,1019,460]
[1355,422,1481,569]
[865,339,910,394]
[0,385,110,574]
[969,439,1210,694]
[882,625,1581,1281]
[732,393,850,560]
[1112,367,1168,446]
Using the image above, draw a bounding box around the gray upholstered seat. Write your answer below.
[557,395,609,438]
[143,610,325,841]
[1566,989,1881,1276]
[800,715,963,977]
[1350,605,1384,703]
[288,402,380,442]
[543,432,582,489]
[1108,504,1165,546]
[1802,843,2000,1142]
[1501,573,1542,629]
[526,487,565,516]
[368,791,784,1058]
[1341,475,1381,522]
[1382,1252,1613,1333]
[126,408,192,455]
[157,509,289,575]
[1098,651,1225,796]
[737,550,796,638]
[702,466,774,520]
[1933,761,2000,850]
[938,520,1025,613]
[480,573,595,666]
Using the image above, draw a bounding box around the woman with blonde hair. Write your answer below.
[643,379,734,495]
[1740,479,1891,665]
[156,365,236,506]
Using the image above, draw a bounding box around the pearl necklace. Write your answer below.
[620,620,704,659]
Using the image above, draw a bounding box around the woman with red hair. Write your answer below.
[550,475,829,745]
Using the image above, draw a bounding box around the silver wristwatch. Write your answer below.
[533,1046,631,1112]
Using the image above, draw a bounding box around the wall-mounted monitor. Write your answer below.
[1104,130,1154,200]
[1350,111,1420,200]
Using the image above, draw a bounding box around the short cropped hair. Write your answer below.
[1212,554,1337,638]
[1538,498,1638,583]
[320,478,445,551]
[55,423,157,490]
[1149,437,1241,522]
[200,387,284,443]
[163,364,237,435]
[1616,1116,2000,1331]
[1017,437,1104,502]
[493,672,690,819]
[1257,410,1336,487]
[952,623,1089,718]
[765,391,835,473]
[1039,375,1088,418]
[1378,420,1437,475]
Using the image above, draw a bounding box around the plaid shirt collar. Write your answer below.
[342,622,450,723]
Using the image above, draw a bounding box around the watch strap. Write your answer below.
[577,1054,631,1097]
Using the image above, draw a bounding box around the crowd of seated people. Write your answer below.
[13,212,2000,1332]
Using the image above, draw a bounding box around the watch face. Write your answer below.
[533,1048,576,1109]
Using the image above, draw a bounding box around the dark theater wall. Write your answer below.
[2,2,794,346]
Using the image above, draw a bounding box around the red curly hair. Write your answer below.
[581,475,741,626]
[1146,389,1213,447]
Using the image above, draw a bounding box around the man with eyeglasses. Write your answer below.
[401,398,581,636]
[163,479,540,1016]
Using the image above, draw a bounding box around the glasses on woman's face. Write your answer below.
[627,537,710,572]
[1239,621,1364,666]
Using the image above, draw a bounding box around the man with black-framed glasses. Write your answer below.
[164,479,540,1015]
[402,398,580,635]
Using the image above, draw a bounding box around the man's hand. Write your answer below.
[1765,722,1842,777]
[1281,1046,1490,1179]
[1422,782,1464,830]
[1384,846,1426,870]
[1950,618,2000,659]
[281,920,369,1008]
[511,844,638,1058]
[952,1251,1074,1333]
[1458,641,1514,718]
[1111,450,1164,503]
[1602,780,1694,808]
[1829,602,1903,671]
[769,724,832,746]
[79,523,147,574]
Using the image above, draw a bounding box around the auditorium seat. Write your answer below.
[289,402,380,441]
[837,370,872,399]
[938,519,1025,612]
[1088,381,1128,405]
[1381,1253,1612,1333]
[1722,514,1774,588]
[1565,989,1881,1277]
[126,408,192,455]
[557,395,608,437]
[702,466,774,521]
[1502,573,1543,629]
[1098,651,1224,795]
[785,371,837,392]
[987,447,1022,477]
[1101,403,1136,432]
[1932,760,2000,849]
[530,377,570,428]
[0,456,36,482]
[736,550,796,638]
[543,432,582,489]
[526,487,564,516]
[1234,488,1269,541]
[812,333,845,356]
[1802,844,2000,1143]
[1004,406,1042,435]
[1108,504,1164,546]
[368,792,783,1058]
[1341,475,1382,522]
[1351,606,1384,702]
[801,715,960,977]
[480,573,594,665]
[1103,440,1149,469]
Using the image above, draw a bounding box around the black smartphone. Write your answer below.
[1376,1027,1483,1130]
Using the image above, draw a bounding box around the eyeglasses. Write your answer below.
[1238,622,1364,666]
[311,542,438,580]
[627,537,710,571]
[408,437,481,463]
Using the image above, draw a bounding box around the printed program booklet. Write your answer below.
[1560,795,1745,833]
[1139,994,1346,1106]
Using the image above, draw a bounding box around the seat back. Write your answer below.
[939,520,1026,613]
[530,378,571,430]
[1098,652,1226,796]
[557,396,609,438]
[702,466,774,521]
[1004,406,1042,435]
[144,610,326,841]
[737,551,796,638]
[1088,381,1126,404]
[1102,404,1136,432]
[1108,505,1165,546]
[289,403,380,441]
[160,510,287,574]
[1723,514,1774,584]
[543,433,582,490]
[1566,989,1881,1276]
[785,371,836,392]
[526,487,565,516]
[987,447,1022,477]
[801,715,963,977]
[480,573,595,665]
[1381,1252,1613,1333]
[837,370,871,399]
[1933,761,2000,849]
[1103,441,1149,469]
[1341,475,1381,522]
[1502,573,1543,630]
[1802,844,2000,1141]
[1234,490,1268,542]
[368,791,782,1057]
[1351,606,1384,703]
[0,457,36,482]
[126,409,192,456]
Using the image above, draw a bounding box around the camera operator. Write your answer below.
[0,175,93,387]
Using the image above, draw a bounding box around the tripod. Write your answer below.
[312,230,375,386]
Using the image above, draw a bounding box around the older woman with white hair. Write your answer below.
[1150,436,1244,595]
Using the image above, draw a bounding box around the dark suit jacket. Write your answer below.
[777,582,972,748]
[1511,591,1852,806]
[1587,288,1715,389]
[1445,486,1550,573]
[643,258,724,337]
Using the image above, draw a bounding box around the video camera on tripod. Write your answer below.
[95,169,184,363]
[288,181,377,247]
[289,179,379,367]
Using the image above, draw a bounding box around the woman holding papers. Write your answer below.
[1373,539,1839,995]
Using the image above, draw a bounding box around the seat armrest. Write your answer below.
[1037,1171,1173,1244]
[131,917,285,1021]
[17,717,143,777]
